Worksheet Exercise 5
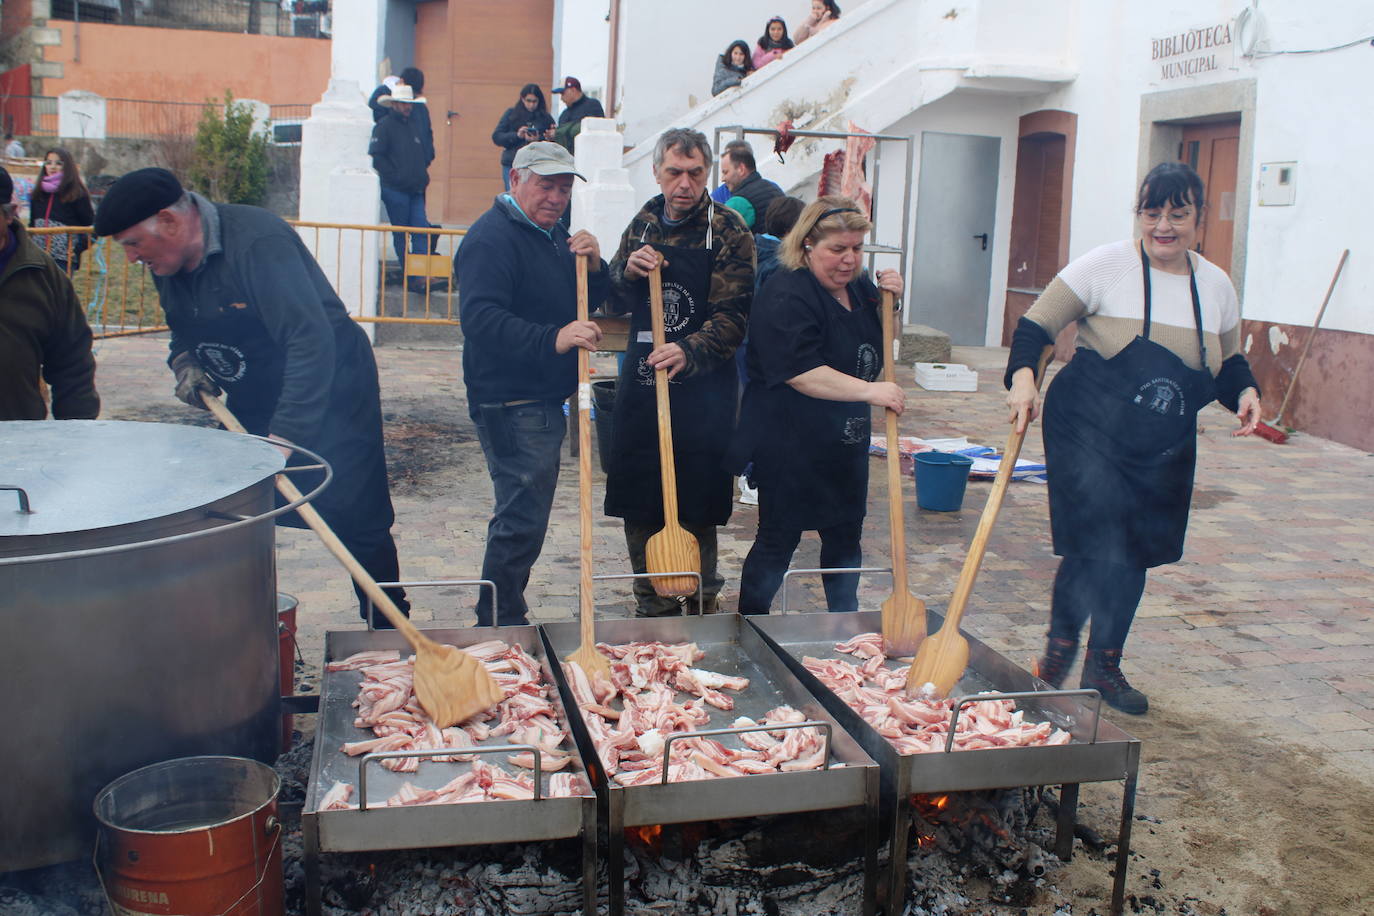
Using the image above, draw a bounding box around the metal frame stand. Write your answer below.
[302,580,599,916]
[766,571,1141,916]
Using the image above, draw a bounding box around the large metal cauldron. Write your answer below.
[0,420,299,872]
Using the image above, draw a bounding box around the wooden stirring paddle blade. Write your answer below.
[202,393,504,727]
[877,290,926,656]
[906,345,1054,697]
[644,264,700,597]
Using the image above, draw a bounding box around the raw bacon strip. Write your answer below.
[319,780,355,810]
[807,632,1072,754]
[326,650,400,672]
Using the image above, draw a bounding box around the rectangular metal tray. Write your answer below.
[747,609,1140,916]
[749,610,1140,791]
[541,613,880,916]
[304,625,595,848]
[542,614,878,825]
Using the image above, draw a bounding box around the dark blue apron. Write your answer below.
[604,212,736,527]
[1042,243,1216,568]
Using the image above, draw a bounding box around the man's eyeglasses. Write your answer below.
[1137,208,1195,227]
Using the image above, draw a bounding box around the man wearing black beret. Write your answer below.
[96,168,409,625]
[0,165,99,421]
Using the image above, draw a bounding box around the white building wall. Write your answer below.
[615,0,876,145]
[553,0,611,110]
[1030,0,1372,335]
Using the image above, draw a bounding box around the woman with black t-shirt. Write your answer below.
[29,147,94,273]
[730,196,904,614]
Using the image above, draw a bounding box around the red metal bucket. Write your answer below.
[94,756,283,916]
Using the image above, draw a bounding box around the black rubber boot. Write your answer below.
[1080,649,1149,714]
[1035,637,1079,688]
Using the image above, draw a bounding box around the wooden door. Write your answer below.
[416,0,554,226]
[1179,120,1240,274]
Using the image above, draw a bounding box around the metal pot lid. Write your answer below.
[0,420,285,538]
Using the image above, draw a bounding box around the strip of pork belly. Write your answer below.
[508,751,571,771]
[548,772,589,797]
[689,668,750,691]
[730,717,781,753]
[462,639,514,662]
[325,650,401,672]
[488,772,537,800]
[563,660,599,708]
[834,632,886,660]
[319,780,355,810]
[341,734,411,756]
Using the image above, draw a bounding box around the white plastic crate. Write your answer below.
[914,362,978,392]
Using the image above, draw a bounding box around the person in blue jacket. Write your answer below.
[457,142,608,627]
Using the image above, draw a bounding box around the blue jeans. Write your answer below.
[472,400,567,626]
[738,518,863,613]
[379,185,430,265]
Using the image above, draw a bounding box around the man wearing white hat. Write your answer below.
[369,83,435,290]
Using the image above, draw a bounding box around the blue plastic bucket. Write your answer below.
[914,452,974,511]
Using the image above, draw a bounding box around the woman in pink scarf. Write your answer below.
[29,147,94,274]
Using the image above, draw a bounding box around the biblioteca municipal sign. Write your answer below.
[1152,21,1234,79]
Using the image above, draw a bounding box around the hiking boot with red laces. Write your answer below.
[1080,649,1149,715]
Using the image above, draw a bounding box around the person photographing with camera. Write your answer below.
[492,84,557,191]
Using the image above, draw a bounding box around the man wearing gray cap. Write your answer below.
[457,142,607,627]
[94,167,409,625]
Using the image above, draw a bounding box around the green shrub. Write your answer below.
[188,91,270,205]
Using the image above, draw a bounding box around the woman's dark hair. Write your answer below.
[818,0,842,18]
[758,17,794,51]
[399,66,424,94]
[763,196,806,238]
[36,147,87,204]
[1136,161,1205,213]
[721,39,754,73]
[517,83,548,113]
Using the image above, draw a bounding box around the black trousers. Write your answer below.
[1047,557,1147,652]
[738,518,864,614]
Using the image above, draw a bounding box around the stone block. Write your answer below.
[898,323,951,364]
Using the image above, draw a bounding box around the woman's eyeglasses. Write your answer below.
[1137,208,1195,227]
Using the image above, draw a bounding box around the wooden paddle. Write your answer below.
[643,264,700,597]
[203,394,504,727]
[565,256,612,679]
[879,289,925,657]
[905,345,1054,696]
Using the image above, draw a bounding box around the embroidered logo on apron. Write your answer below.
[661,282,694,334]
[1133,376,1186,416]
[855,343,878,382]
[840,417,868,445]
[196,342,248,382]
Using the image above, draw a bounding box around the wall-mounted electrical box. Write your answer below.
[1258,161,1297,206]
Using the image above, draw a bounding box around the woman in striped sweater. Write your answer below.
[1004,162,1262,714]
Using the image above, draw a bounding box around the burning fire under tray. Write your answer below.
[541,613,882,916]
[302,625,598,916]
[748,609,1141,916]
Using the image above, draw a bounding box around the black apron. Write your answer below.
[1042,243,1216,568]
[729,274,882,531]
[604,221,736,527]
[176,301,394,536]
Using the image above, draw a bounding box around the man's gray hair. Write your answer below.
[652,128,713,169]
[511,166,534,185]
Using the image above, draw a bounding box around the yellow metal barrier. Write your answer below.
[285,220,467,326]
[31,221,468,340]
[30,225,168,339]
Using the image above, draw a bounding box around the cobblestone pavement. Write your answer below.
[92,335,1374,786]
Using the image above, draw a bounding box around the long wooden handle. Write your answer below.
[203,394,424,644]
[648,266,681,525]
[880,290,908,595]
[940,345,1053,631]
[575,256,596,650]
[1274,248,1349,424]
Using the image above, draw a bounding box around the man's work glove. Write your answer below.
[171,351,221,409]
